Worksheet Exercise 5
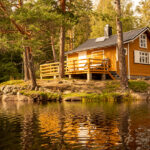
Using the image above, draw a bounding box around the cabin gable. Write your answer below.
[67,46,117,72]
[129,31,150,77]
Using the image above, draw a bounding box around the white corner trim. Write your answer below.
[116,46,118,61]
[128,43,130,79]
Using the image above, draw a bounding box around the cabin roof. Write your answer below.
[65,27,150,54]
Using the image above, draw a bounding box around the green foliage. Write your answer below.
[63,92,131,102]
[0,80,24,87]
[136,0,150,27]
[0,50,22,82]
[0,0,93,81]
[103,81,120,92]
[0,0,149,83]
[20,90,60,101]
[129,80,149,92]
[90,0,137,38]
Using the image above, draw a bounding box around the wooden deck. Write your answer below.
[40,58,115,80]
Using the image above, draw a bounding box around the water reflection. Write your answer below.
[0,100,150,150]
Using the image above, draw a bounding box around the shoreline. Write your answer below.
[0,79,150,102]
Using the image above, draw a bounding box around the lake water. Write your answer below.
[0,100,150,150]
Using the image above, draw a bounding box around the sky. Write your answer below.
[92,0,141,10]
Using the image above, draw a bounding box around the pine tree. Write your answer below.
[115,0,128,90]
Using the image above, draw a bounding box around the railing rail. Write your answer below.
[40,58,111,78]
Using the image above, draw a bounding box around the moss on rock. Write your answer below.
[20,90,60,101]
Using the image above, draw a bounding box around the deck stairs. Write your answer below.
[109,71,120,80]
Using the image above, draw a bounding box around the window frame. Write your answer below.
[134,50,150,64]
[139,33,147,48]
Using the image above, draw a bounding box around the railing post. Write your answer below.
[58,63,59,74]
[73,60,75,71]
[88,58,90,72]
[102,60,106,80]
[40,66,42,79]
[87,58,92,81]
[104,60,106,72]
[69,74,72,79]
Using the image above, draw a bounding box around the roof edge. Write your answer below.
[65,27,150,55]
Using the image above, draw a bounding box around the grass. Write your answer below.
[0,79,149,101]
[0,80,25,87]
[20,90,60,101]
[63,92,132,102]
[129,80,149,92]
[103,81,120,93]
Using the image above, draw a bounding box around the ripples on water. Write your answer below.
[0,100,150,150]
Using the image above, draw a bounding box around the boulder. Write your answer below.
[63,96,82,101]
[0,86,5,91]
[58,81,63,84]
[63,90,72,95]
[2,95,18,101]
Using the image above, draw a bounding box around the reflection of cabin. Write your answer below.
[40,25,150,80]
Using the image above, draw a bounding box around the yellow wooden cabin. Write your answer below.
[40,25,150,80]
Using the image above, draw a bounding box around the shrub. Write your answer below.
[128,80,149,92]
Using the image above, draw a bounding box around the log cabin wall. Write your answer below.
[67,46,117,71]
[129,32,150,77]
[67,31,150,77]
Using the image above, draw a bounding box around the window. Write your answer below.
[140,34,147,48]
[134,50,150,64]
[91,50,104,59]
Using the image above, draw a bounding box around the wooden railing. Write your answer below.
[40,58,113,79]
[66,58,111,73]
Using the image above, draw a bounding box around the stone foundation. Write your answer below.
[130,75,150,80]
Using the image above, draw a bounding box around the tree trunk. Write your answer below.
[115,0,128,90]
[51,36,57,62]
[59,26,65,78]
[26,47,37,89]
[59,0,66,78]
[23,48,30,81]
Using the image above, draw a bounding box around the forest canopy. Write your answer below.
[0,0,149,82]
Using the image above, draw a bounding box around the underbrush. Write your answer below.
[20,90,60,101]
[63,92,133,102]
[128,80,149,92]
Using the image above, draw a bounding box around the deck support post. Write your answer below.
[102,74,106,80]
[69,74,72,79]
[87,73,92,81]
[54,75,57,79]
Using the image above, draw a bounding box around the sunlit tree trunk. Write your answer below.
[59,0,66,78]
[18,0,23,7]
[23,48,30,81]
[26,47,37,89]
[115,0,128,90]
